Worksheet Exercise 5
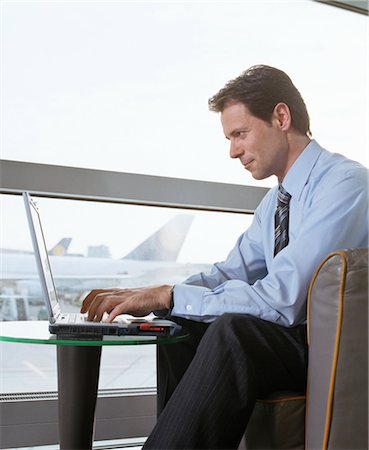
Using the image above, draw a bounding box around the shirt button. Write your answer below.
[186,304,192,311]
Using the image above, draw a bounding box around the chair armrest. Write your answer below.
[306,248,368,450]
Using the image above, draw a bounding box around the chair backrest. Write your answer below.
[306,248,368,450]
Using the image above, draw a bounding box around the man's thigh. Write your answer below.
[158,314,307,407]
[197,313,308,397]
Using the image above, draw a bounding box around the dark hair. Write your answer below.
[208,65,311,137]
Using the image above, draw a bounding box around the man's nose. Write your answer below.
[229,140,243,159]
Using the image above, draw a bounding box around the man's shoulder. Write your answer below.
[306,146,368,211]
[317,143,365,169]
[312,144,368,185]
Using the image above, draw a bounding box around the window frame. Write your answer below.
[314,0,368,15]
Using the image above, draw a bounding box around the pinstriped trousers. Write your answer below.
[143,314,307,450]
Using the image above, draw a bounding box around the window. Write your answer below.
[2,1,368,187]
[0,166,260,447]
[1,193,253,393]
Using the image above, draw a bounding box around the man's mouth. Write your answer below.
[242,159,254,170]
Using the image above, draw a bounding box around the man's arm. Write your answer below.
[172,167,368,326]
[80,206,268,322]
[81,166,368,327]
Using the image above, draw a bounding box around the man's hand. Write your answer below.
[80,285,173,323]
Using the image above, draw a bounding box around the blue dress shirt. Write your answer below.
[172,140,369,327]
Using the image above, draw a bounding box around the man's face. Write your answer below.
[220,102,290,181]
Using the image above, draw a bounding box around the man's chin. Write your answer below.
[248,167,274,181]
[250,171,263,180]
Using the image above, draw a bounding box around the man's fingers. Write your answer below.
[81,289,108,312]
[106,304,126,323]
[86,292,113,321]
[81,289,121,313]
[81,286,166,321]
[87,293,130,322]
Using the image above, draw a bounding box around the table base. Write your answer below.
[57,345,102,450]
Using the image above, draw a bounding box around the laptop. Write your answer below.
[23,192,182,338]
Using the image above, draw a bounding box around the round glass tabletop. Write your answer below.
[0,321,189,346]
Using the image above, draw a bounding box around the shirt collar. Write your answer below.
[282,139,322,201]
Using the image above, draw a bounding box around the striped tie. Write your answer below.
[274,184,291,257]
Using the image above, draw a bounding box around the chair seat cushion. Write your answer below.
[244,391,305,449]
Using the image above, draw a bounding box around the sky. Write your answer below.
[0,0,368,261]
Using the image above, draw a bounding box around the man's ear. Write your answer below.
[273,103,291,131]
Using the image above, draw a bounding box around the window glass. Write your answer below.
[2,1,368,188]
[0,194,253,392]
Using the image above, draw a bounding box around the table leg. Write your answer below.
[57,345,102,450]
[156,345,160,419]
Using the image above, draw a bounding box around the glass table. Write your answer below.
[0,321,189,450]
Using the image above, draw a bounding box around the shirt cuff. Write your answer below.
[171,283,206,319]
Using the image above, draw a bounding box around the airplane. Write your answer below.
[0,215,211,320]
[0,237,72,256]
[48,237,72,256]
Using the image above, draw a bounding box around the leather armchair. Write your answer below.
[243,248,368,450]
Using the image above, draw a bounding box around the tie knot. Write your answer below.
[277,185,291,207]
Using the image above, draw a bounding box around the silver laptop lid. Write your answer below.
[23,192,60,323]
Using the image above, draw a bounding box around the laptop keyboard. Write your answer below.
[71,313,88,323]
[58,312,121,323]
[58,312,131,324]
[59,313,87,323]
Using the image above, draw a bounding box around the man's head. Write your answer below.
[208,65,311,138]
[209,65,311,182]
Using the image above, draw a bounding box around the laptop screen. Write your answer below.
[23,193,60,321]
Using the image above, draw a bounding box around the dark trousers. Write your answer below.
[144,314,307,450]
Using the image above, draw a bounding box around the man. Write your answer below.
[81,65,368,449]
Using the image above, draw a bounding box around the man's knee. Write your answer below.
[209,313,261,336]
[203,314,285,359]
[199,314,259,354]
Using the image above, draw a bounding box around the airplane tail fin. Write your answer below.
[123,215,193,262]
[48,238,72,256]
